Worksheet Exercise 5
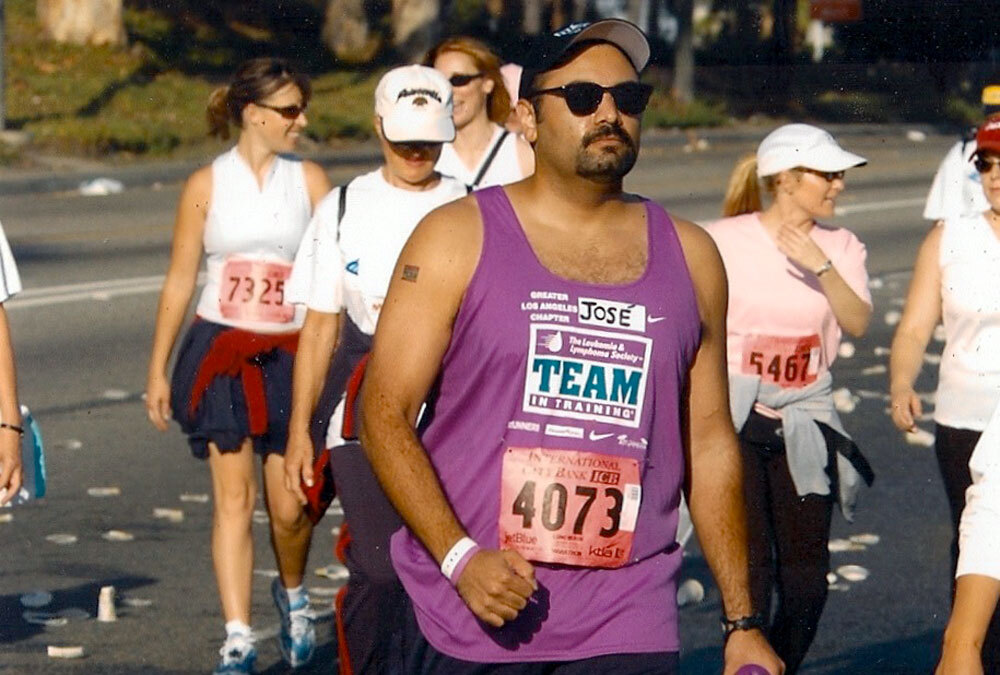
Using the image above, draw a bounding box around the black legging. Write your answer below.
[935,424,1000,672]
[740,412,833,675]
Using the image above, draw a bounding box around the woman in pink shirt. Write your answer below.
[706,124,873,674]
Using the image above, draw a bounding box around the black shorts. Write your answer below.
[170,319,296,459]
[401,600,679,675]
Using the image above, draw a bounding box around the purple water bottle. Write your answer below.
[735,666,772,675]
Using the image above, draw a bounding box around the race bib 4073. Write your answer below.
[499,447,641,568]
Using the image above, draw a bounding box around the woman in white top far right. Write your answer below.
[426,36,534,189]
[890,114,1000,673]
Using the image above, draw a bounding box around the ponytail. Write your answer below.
[205,58,312,141]
[207,86,232,140]
[722,154,763,217]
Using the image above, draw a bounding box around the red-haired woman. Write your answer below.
[426,36,534,188]
[145,58,331,674]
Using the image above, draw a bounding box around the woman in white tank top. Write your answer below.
[892,115,1000,673]
[425,36,534,189]
[144,58,331,674]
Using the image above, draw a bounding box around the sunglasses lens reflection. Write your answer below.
[975,157,1000,173]
[449,74,479,87]
[562,83,652,116]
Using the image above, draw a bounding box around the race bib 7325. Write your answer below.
[219,257,294,324]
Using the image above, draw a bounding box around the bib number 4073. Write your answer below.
[512,482,624,537]
[499,447,641,568]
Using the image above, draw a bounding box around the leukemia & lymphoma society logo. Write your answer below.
[522,323,651,429]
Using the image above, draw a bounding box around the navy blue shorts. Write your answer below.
[170,319,296,459]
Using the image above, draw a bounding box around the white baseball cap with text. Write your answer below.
[375,65,455,143]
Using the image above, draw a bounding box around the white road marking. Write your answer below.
[6,273,205,310]
[834,197,924,216]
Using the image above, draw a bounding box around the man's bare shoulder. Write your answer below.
[400,193,484,284]
[672,217,723,270]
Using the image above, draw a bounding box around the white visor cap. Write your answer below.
[756,123,867,178]
[375,65,455,143]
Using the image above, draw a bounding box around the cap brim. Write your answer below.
[520,19,650,99]
[800,148,868,173]
[569,19,651,73]
[381,111,455,144]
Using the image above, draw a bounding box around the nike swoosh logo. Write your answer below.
[648,316,666,323]
[589,431,614,441]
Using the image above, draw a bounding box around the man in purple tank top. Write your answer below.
[360,19,783,675]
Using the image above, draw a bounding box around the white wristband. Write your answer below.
[440,537,478,581]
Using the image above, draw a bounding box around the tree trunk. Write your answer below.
[522,0,543,35]
[37,0,125,47]
[391,0,439,63]
[671,0,694,103]
[322,0,380,64]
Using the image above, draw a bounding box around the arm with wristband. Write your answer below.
[359,200,536,628]
[676,221,784,675]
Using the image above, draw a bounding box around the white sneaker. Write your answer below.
[212,630,256,674]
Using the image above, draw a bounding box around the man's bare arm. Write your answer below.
[675,219,783,674]
[360,198,535,627]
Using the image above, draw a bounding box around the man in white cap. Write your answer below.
[360,19,783,674]
[924,83,1000,222]
[282,64,469,674]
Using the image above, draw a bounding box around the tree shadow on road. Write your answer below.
[0,574,156,643]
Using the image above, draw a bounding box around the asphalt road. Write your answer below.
[0,129,961,673]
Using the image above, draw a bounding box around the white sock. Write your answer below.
[285,584,307,607]
[225,619,252,638]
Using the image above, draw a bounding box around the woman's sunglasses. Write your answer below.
[448,72,483,88]
[974,155,1000,174]
[255,102,306,120]
[798,168,846,182]
[529,82,654,116]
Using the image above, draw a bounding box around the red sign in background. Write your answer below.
[810,0,862,22]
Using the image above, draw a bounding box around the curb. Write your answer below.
[0,123,949,197]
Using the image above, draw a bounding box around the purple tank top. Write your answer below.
[391,186,701,662]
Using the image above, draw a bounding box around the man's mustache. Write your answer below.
[582,124,636,151]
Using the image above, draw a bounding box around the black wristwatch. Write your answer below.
[720,613,767,640]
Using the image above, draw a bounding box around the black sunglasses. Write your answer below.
[974,155,1000,174]
[798,167,846,182]
[530,81,654,116]
[255,102,306,120]
[448,72,484,88]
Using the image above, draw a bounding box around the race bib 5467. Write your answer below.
[741,334,821,388]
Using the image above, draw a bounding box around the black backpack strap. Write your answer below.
[471,130,510,189]
[336,182,348,243]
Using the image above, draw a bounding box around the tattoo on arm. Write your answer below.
[402,265,420,282]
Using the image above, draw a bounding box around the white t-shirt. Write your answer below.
[957,399,1000,580]
[435,124,528,189]
[0,220,22,303]
[935,214,1000,430]
[287,168,468,335]
[924,138,989,221]
[195,148,313,333]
